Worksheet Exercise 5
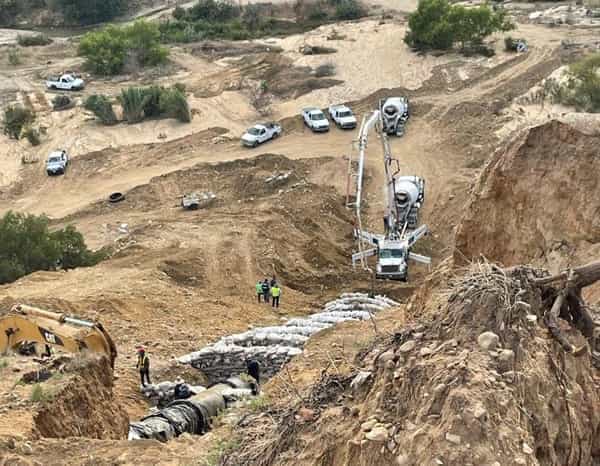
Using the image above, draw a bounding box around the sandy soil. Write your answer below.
[1,1,600,464]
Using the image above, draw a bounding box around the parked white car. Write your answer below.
[302,107,329,132]
[46,74,85,91]
[328,104,357,129]
[46,150,69,176]
[241,122,282,147]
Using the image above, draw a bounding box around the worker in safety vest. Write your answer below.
[136,347,151,386]
[271,283,281,308]
[255,280,263,303]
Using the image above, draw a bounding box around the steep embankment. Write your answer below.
[223,263,600,466]
[455,120,600,271]
[33,355,128,439]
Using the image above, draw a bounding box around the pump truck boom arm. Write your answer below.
[0,304,117,368]
[351,99,430,280]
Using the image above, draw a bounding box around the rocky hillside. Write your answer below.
[223,262,600,466]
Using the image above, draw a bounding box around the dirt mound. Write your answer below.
[34,355,128,439]
[455,120,600,271]
[224,262,600,466]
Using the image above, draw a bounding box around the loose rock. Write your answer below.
[365,426,388,442]
[398,340,416,353]
[478,331,500,351]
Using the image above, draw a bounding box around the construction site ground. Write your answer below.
[1,2,600,464]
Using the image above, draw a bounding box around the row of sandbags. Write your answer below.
[178,293,398,381]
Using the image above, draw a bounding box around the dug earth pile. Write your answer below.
[223,263,600,466]
[33,355,129,439]
[455,120,600,272]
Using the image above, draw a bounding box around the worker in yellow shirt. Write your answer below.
[271,283,281,308]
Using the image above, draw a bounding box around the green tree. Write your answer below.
[405,0,453,50]
[55,0,126,25]
[78,21,168,75]
[405,0,513,51]
[189,0,239,22]
[447,4,512,50]
[78,26,127,75]
[0,211,104,284]
[124,21,168,67]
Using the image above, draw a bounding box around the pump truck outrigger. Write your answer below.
[349,98,430,281]
[0,304,117,368]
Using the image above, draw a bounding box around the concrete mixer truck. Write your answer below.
[350,108,429,281]
[380,97,410,137]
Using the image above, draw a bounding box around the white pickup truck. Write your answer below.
[328,104,357,129]
[46,74,85,91]
[241,122,282,147]
[301,107,329,132]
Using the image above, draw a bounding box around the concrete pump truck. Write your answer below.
[350,98,430,281]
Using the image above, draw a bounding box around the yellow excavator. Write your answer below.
[0,304,117,368]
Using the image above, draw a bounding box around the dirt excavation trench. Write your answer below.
[128,293,399,442]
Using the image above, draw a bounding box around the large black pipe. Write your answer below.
[129,376,256,441]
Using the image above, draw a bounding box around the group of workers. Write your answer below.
[255,276,282,308]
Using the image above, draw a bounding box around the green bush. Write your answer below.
[307,3,328,21]
[334,0,366,20]
[547,53,600,113]
[173,5,187,20]
[52,94,73,111]
[159,87,192,123]
[8,47,20,66]
[124,21,169,67]
[78,26,127,75]
[78,21,168,76]
[314,62,336,77]
[84,95,117,125]
[0,0,19,26]
[17,34,52,46]
[3,105,35,139]
[405,0,513,51]
[23,127,41,146]
[189,0,240,22]
[53,0,126,25]
[118,87,149,123]
[242,4,263,31]
[142,86,163,118]
[0,211,106,285]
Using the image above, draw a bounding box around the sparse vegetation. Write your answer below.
[78,21,168,75]
[0,359,8,369]
[84,94,118,124]
[85,86,191,125]
[246,395,270,412]
[159,87,192,123]
[3,105,35,139]
[545,53,600,113]
[8,47,20,66]
[54,0,126,25]
[17,34,52,46]
[118,87,148,124]
[160,0,366,43]
[405,0,513,51]
[23,127,41,146]
[0,211,106,285]
[201,438,241,466]
[30,383,54,402]
[314,62,336,77]
[52,94,74,111]
[334,0,366,20]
